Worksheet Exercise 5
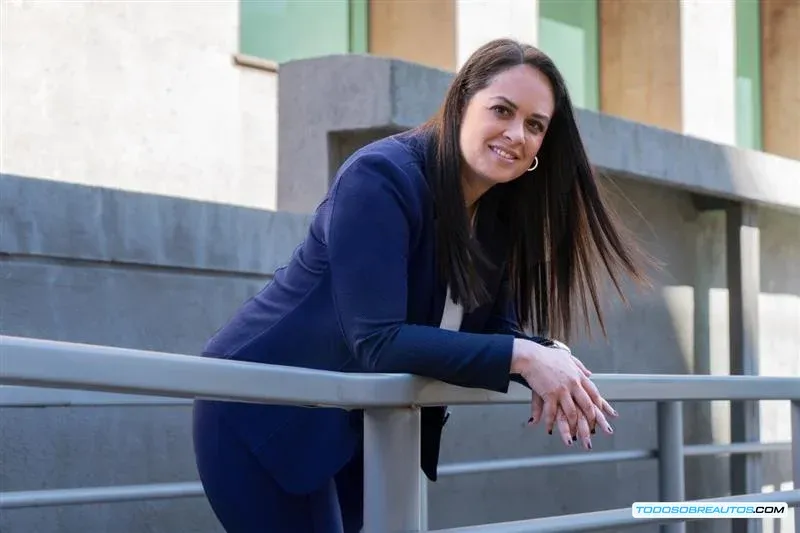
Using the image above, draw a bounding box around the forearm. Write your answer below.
[359,324,516,393]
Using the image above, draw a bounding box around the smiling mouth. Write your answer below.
[489,145,518,161]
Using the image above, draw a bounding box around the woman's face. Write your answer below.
[459,64,555,198]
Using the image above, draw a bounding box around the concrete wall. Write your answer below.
[2,164,797,533]
[0,174,311,533]
[0,1,278,210]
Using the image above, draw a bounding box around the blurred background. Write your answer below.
[1,1,798,532]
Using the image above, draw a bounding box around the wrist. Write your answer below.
[510,339,537,375]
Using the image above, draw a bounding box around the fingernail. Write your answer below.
[587,441,593,450]
[528,417,534,424]
[611,408,619,417]
[572,436,577,442]
[565,438,573,446]
[591,428,596,435]
[548,430,552,435]
[605,423,614,434]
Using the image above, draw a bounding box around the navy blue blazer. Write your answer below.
[197,129,549,495]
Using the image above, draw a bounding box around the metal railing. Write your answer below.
[1,334,798,533]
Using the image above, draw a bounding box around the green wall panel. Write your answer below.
[735,0,762,150]
[349,0,368,54]
[539,0,599,111]
[240,0,367,63]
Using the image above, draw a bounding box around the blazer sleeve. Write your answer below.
[483,270,567,390]
[325,150,515,393]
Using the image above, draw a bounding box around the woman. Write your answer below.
[193,38,651,532]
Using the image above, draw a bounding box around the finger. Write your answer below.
[579,376,606,411]
[601,397,619,418]
[529,393,544,425]
[542,397,558,434]
[571,355,592,377]
[556,409,573,447]
[581,377,619,418]
[594,406,614,435]
[558,390,579,435]
[576,413,592,450]
[569,383,598,429]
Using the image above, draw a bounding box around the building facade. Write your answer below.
[2,0,798,211]
[1,2,798,532]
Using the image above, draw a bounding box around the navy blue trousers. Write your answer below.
[193,403,363,533]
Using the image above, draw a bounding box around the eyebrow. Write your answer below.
[491,96,551,123]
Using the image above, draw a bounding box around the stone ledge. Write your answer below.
[1,174,311,274]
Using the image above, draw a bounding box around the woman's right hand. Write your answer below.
[510,338,614,437]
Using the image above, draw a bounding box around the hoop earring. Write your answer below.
[528,157,539,172]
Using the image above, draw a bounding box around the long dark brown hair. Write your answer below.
[418,38,653,341]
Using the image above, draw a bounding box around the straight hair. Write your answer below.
[417,38,654,341]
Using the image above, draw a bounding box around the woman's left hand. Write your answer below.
[528,355,616,449]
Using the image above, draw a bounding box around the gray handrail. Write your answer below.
[1,335,798,404]
[1,334,798,533]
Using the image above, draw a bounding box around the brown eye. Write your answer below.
[491,105,511,117]
[527,120,544,134]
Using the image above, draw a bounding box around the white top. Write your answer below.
[439,206,475,332]
[439,285,464,331]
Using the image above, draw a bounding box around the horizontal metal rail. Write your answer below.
[2,335,798,532]
[438,450,656,476]
[1,443,791,509]
[0,386,189,407]
[2,484,797,531]
[0,482,202,509]
[438,442,792,476]
[433,490,800,533]
[2,335,799,406]
[685,441,791,457]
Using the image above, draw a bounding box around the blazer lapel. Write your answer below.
[429,251,448,328]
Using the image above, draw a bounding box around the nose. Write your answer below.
[503,119,525,145]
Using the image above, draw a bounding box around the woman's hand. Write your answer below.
[530,392,615,449]
[511,339,616,437]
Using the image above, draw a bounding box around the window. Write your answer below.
[735,0,762,150]
[240,0,367,64]
[538,0,599,111]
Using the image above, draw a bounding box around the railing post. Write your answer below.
[792,400,799,533]
[658,401,686,533]
[363,407,422,533]
[727,203,763,533]
[419,473,429,530]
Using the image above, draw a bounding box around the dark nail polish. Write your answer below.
[572,436,577,442]
[588,442,592,450]
[548,430,552,435]
[591,429,596,435]
[528,417,534,423]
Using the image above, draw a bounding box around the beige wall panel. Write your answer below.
[599,0,682,132]
[1,1,278,210]
[761,0,800,160]
[368,0,456,72]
